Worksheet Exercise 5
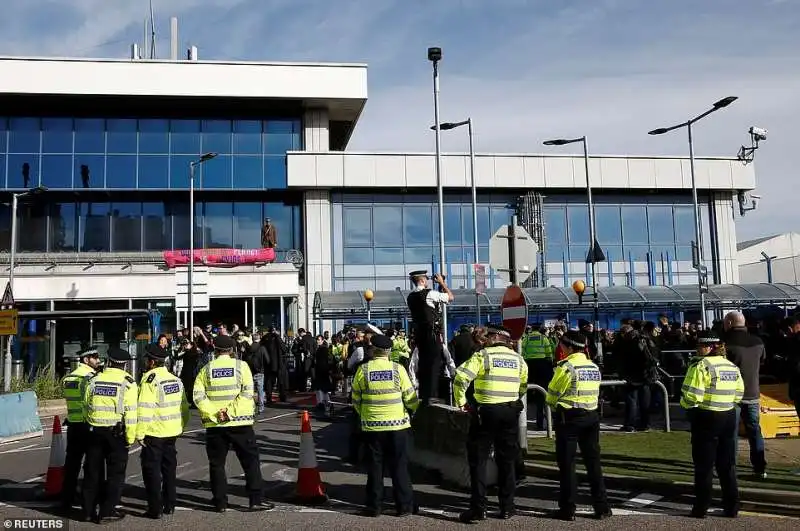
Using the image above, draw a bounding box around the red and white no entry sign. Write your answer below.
[501,285,528,341]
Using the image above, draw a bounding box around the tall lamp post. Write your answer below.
[364,289,374,322]
[187,153,218,338]
[431,119,479,324]
[648,96,737,329]
[3,186,47,392]
[427,46,448,341]
[543,137,603,334]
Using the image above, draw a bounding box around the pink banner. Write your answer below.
[163,248,276,268]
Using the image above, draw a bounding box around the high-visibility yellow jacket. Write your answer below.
[193,355,255,428]
[453,344,528,408]
[546,352,601,410]
[136,366,190,440]
[680,355,744,412]
[522,332,554,360]
[352,356,419,432]
[390,337,411,362]
[63,363,95,424]
[84,367,138,445]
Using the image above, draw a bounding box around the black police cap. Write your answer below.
[696,330,721,345]
[409,269,428,278]
[371,334,393,350]
[213,335,237,350]
[144,343,168,360]
[107,347,133,362]
[486,323,511,337]
[560,330,587,350]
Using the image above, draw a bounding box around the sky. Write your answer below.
[0,0,797,241]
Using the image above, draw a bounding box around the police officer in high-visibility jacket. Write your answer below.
[389,330,411,370]
[546,330,611,521]
[193,335,274,513]
[82,347,138,524]
[60,347,101,515]
[351,334,419,517]
[522,324,554,431]
[137,343,190,519]
[453,324,528,523]
[681,330,744,519]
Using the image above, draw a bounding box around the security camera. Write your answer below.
[427,47,442,62]
[749,127,767,141]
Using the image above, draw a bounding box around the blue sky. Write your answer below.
[0,0,798,240]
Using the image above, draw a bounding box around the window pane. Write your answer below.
[138,155,169,189]
[264,119,299,154]
[170,201,201,249]
[461,205,475,245]
[567,205,589,244]
[41,118,73,153]
[200,155,231,189]
[673,206,695,246]
[601,245,623,262]
[263,202,294,250]
[477,205,490,245]
[232,156,262,189]
[373,206,402,247]
[7,154,39,188]
[233,202,262,249]
[0,118,6,157]
[264,156,286,188]
[403,206,433,246]
[374,248,403,265]
[143,202,168,251]
[80,202,110,251]
[444,205,461,245]
[49,202,77,251]
[490,207,510,235]
[74,118,105,153]
[41,154,73,189]
[8,118,40,153]
[233,120,262,154]
[18,201,47,251]
[569,245,590,262]
[0,154,5,188]
[344,247,373,265]
[106,155,137,188]
[648,206,675,243]
[169,155,195,188]
[111,202,142,251]
[106,119,137,153]
[446,246,464,264]
[621,205,648,244]
[74,155,104,189]
[170,119,201,155]
[624,244,649,261]
[138,119,169,154]
[344,208,371,246]
[543,206,566,244]
[675,245,692,261]
[201,120,231,154]
[204,202,233,248]
[404,246,434,264]
[595,205,622,245]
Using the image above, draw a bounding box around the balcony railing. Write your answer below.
[0,249,304,267]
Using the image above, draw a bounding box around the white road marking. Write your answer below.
[0,444,39,455]
[626,492,663,506]
[22,474,44,483]
[182,410,298,435]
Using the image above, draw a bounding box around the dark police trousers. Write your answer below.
[416,332,442,403]
[62,421,90,508]
[554,408,609,515]
[205,426,263,508]
[527,359,554,430]
[140,436,178,514]
[82,426,128,518]
[467,402,520,512]
[689,408,739,514]
[363,428,414,512]
[265,369,288,402]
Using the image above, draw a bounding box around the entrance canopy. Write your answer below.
[312,283,800,320]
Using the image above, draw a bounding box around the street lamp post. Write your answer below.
[364,289,374,322]
[3,186,47,392]
[187,153,218,339]
[648,96,737,329]
[431,119,479,324]
[427,46,448,342]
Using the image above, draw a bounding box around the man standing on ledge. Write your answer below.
[406,270,453,405]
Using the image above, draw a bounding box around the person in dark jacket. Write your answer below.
[246,334,269,414]
[178,339,200,408]
[263,329,288,404]
[617,323,659,432]
[724,311,767,478]
[313,335,333,411]
[450,325,477,367]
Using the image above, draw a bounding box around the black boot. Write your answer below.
[458,508,487,523]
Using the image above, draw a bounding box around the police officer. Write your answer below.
[193,335,274,513]
[60,347,101,515]
[351,334,419,517]
[453,324,528,523]
[522,323,554,431]
[137,343,190,519]
[546,330,611,521]
[681,330,744,519]
[389,330,411,371]
[82,347,138,523]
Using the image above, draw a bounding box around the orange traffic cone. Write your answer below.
[295,410,328,505]
[44,416,66,497]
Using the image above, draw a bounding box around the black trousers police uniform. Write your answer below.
[82,426,128,519]
[363,428,414,513]
[554,408,609,515]
[205,426,263,509]
[467,402,520,513]
[689,408,739,515]
[62,421,90,509]
[140,436,178,515]
[527,359,554,430]
[416,332,442,403]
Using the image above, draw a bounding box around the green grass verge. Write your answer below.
[0,365,63,399]
[528,431,800,492]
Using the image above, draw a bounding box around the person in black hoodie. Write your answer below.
[263,328,287,404]
[617,322,659,432]
[312,335,333,411]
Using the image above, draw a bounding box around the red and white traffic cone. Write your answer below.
[295,410,328,505]
[44,415,66,497]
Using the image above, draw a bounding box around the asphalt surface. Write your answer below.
[0,398,797,530]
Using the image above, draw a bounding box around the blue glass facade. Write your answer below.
[0,117,301,190]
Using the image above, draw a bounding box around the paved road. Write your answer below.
[0,400,796,530]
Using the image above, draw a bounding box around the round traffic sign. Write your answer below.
[501,285,528,341]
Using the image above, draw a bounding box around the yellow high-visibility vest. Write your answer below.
[136,366,190,439]
[193,355,255,428]
[453,345,528,407]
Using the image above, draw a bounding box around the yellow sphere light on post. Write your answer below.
[364,289,374,321]
[572,280,586,305]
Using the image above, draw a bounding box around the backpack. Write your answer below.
[638,336,660,383]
